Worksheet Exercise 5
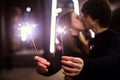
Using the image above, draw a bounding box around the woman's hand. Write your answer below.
[34,56,50,73]
[61,56,84,77]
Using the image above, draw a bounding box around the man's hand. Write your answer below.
[61,56,84,76]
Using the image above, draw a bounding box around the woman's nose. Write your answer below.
[79,13,85,21]
[80,16,85,22]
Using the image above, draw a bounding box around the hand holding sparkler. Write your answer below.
[34,56,50,73]
[61,56,84,77]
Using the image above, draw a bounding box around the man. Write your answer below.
[61,0,120,80]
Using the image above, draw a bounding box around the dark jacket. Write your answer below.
[75,29,120,80]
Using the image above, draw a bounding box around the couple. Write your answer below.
[34,0,120,80]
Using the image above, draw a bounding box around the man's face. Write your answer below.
[80,12,96,30]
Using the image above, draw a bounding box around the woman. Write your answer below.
[34,10,89,80]
[56,9,89,57]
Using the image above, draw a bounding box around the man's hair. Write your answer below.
[81,0,112,27]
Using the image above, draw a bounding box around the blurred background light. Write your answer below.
[50,0,57,54]
[72,0,79,15]
[26,7,31,12]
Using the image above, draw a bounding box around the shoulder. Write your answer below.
[108,29,120,46]
[110,29,120,40]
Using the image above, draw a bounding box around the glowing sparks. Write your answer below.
[18,22,39,55]
[18,22,37,41]
[56,27,66,34]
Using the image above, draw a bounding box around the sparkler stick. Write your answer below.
[30,33,39,55]
[61,33,64,55]
[56,27,68,55]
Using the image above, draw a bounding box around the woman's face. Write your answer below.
[71,12,84,31]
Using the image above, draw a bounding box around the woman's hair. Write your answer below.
[81,0,112,27]
[56,10,89,57]
[57,9,74,30]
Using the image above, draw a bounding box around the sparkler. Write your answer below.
[56,27,67,55]
[25,7,39,55]
[60,32,64,55]
[19,22,39,55]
